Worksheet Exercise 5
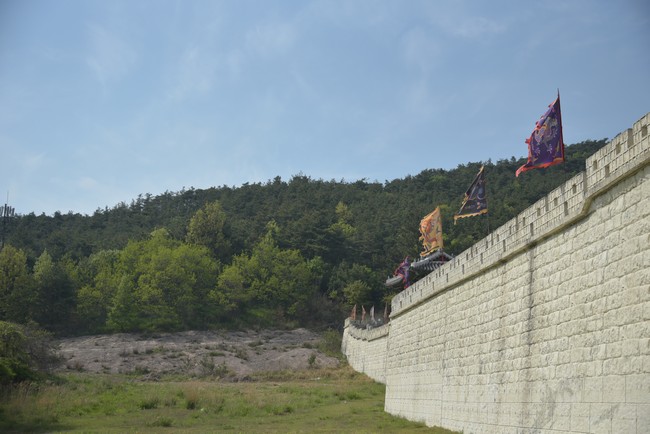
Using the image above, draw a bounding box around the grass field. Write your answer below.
[0,366,457,433]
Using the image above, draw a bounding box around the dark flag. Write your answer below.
[454,165,488,223]
[516,94,565,177]
[394,256,411,288]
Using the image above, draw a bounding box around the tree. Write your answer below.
[213,221,324,325]
[75,249,120,333]
[186,201,231,263]
[32,250,75,333]
[0,245,34,323]
[108,229,219,332]
[107,274,141,332]
[343,280,373,307]
[0,321,58,384]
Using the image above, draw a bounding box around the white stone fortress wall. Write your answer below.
[342,113,650,433]
[341,318,389,384]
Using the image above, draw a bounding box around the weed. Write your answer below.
[0,368,457,433]
[198,356,230,378]
[233,347,249,360]
[129,366,150,376]
[267,404,294,415]
[318,329,343,358]
[186,397,199,410]
[182,384,201,410]
[138,397,160,410]
[150,416,173,427]
[67,360,84,371]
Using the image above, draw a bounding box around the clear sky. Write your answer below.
[1,0,648,216]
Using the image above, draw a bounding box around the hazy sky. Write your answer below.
[1,0,648,215]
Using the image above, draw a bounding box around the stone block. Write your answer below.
[603,375,626,403]
[590,403,615,433]
[584,376,603,403]
[625,374,649,403]
[638,403,650,433]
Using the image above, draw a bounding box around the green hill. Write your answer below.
[0,139,606,335]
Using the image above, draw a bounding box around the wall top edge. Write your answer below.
[390,111,650,316]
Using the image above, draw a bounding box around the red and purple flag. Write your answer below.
[516,94,564,177]
[394,256,411,288]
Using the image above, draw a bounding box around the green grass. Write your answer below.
[0,366,457,433]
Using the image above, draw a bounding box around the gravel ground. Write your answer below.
[55,328,340,380]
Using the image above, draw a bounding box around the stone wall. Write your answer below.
[342,113,650,433]
[341,318,389,384]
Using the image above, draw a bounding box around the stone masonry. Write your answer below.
[342,113,650,433]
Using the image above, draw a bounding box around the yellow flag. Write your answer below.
[419,206,443,256]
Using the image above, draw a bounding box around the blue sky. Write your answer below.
[1,0,648,216]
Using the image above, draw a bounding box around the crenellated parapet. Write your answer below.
[343,112,650,433]
[391,113,650,320]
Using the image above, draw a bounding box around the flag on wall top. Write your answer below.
[419,207,443,256]
[516,94,565,177]
[454,165,488,223]
[394,256,411,288]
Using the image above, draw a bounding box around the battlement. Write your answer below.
[391,112,650,318]
[344,111,650,433]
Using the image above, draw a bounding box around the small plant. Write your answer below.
[138,397,160,410]
[150,416,173,427]
[130,366,150,376]
[267,404,294,415]
[67,360,84,372]
[233,347,249,361]
[318,329,343,359]
[186,396,199,410]
[308,353,317,368]
[213,362,231,378]
[199,355,215,374]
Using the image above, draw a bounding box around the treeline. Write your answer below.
[0,139,606,336]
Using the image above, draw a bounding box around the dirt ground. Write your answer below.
[55,328,340,380]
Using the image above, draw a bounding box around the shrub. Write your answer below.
[0,321,59,384]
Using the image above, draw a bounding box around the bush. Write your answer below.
[0,321,59,384]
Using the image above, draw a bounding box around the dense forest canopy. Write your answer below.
[0,139,606,335]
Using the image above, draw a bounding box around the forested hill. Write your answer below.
[1,139,606,335]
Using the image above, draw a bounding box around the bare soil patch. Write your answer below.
[55,328,340,380]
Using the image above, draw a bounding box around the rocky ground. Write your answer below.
[55,328,341,380]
